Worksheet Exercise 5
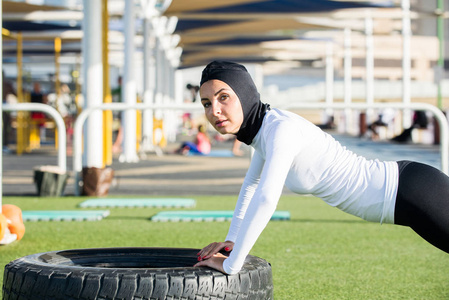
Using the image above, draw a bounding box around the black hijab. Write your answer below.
[200,61,270,145]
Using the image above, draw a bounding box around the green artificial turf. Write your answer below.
[1,195,448,299]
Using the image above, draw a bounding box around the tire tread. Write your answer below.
[2,248,273,300]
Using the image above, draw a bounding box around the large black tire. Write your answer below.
[2,247,273,300]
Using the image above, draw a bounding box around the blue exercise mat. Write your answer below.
[22,210,110,222]
[79,198,196,208]
[151,210,290,222]
[187,150,235,157]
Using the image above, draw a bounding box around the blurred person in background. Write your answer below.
[2,71,16,153]
[175,124,211,156]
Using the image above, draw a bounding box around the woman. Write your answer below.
[176,124,211,155]
[194,61,449,275]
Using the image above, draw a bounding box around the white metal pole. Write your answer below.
[254,64,264,90]
[123,0,138,163]
[402,0,412,129]
[161,51,170,142]
[174,68,183,104]
[325,41,334,124]
[142,17,155,151]
[82,0,103,168]
[162,45,170,104]
[281,102,449,175]
[167,63,177,142]
[154,33,164,120]
[365,13,374,121]
[3,103,67,172]
[72,102,449,196]
[73,102,202,195]
[344,28,353,134]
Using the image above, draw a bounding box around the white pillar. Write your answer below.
[402,0,412,128]
[161,36,171,105]
[174,68,183,104]
[154,16,166,110]
[344,28,353,134]
[152,33,164,146]
[166,61,177,142]
[122,0,138,162]
[161,50,171,142]
[82,0,103,168]
[163,53,171,103]
[325,41,334,124]
[365,13,374,121]
[155,35,164,116]
[142,17,156,150]
[158,34,167,104]
[254,63,264,90]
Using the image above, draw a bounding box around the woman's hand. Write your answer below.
[194,253,228,273]
[196,241,234,261]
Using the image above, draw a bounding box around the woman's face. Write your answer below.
[200,79,244,135]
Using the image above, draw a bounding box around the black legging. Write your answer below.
[395,161,449,253]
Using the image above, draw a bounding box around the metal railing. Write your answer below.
[72,102,202,195]
[3,103,67,172]
[72,101,449,195]
[280,102,448,174]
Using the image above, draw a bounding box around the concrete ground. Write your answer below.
[1,131,442,197]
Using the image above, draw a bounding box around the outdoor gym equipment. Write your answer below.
[3,247,273,299]
[0,204,25,245]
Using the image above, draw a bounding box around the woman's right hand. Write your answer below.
[197,241,234,261]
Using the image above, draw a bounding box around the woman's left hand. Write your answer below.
[196,241,234,261]
[194,253,228,273]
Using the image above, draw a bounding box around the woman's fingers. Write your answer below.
[194,253,227,273]
[223,241,234,252]
[197,241,233,261]
[196,243,213,260]
[197,242,222,260]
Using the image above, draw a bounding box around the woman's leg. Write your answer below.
[395,161,449,253]
[179,142,201,154]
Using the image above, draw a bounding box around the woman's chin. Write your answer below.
[215,127,230,135]
[213,124,239,135]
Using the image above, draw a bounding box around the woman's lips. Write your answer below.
[216,119,227,127]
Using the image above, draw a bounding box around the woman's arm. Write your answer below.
[195,152,264,261]
[226,151,264,242]
[222,124,300,274]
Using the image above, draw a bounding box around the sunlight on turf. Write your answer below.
[1,195,448,299]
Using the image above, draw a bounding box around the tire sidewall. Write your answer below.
[3,247,273,300]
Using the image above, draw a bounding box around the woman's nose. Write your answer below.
[212,103,221,116]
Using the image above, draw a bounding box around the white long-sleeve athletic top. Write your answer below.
[222,108,399,275]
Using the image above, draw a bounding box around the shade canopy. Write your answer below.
[2,0,400,68]
[3,1,66,13]
[3,21,80,32]
[165,0,396,67]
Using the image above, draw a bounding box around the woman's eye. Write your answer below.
[202,102,211,108]
[220,94,229,101]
